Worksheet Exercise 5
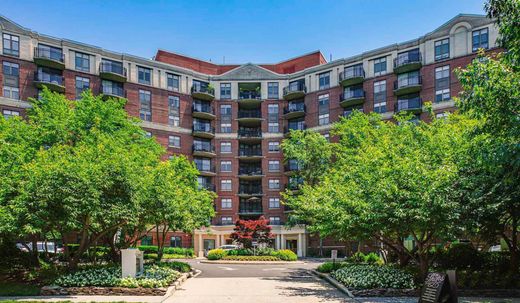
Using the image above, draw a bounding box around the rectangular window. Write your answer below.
[221,216,233,225]
[170,236,182,247]
[3,86,19,100]
[221,198,232,209]
[2,33,19,57]
[139,90,152,121]
[318,94,330,125]
[435,65,451,103]
[221,179,232,191]
[220,161,232,172]
[75,52,90,72]
[2,109,20,119]
[138,66,151,85]
[269,216,281,225]
[268,197,280,209]
[220,142,232,153]
[268,104,279,132]
[318,72,330,90]
[75,76,90,99]
[220,83,231,99]
[373,80,387,113]
[373,57,387,76]
[2,61,19,100]
[268,82,279,99]
[167,73,180,91]
[168,95,180,126]
[268,141,280,152]
[472,28,489,52]
[168,135,180,148]
[220,104,232,133]
[268,179,280,190]
[268,160,280,172]
[434,38,450,61]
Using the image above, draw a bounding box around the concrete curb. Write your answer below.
[161,269,199,302]
[200,260,304,265]
[310,269,355,299]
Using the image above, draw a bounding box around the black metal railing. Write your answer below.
[341,89,365,100]
[192,143,215,153]
[34,47,64,63]
[195,163,215,173]
[343,107,364,117]
[239,167,263,175]
[192,123,215,134]
[394,51,422,68]
[394,75,422,90]
[340,65,365,81]
[285,123,306,133]
[239,203,263,214]
[284,102,305,114]
[238,109,261,119]
[200,183,216,191]
[101,85,125,97]
[192,103,214,115]
[238,149,262,157]
[395,97,422,112]
[191,84,215,96]
[100,61,127,77]
[283,82,306,96]
[238,129,262,138]
[239,90,262,100]
[238,185,263,195]
[285,160,303,172]
[34,71,64,86]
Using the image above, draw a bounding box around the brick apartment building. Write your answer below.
[0,14,498,257]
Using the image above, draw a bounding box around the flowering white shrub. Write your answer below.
[331,264,415,289]
[54,265,180,288]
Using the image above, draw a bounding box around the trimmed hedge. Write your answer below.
[206,248,298,261]
[222,255,280,261]
[207,249,227,260]
[272,249,298,261]
[137,246,194,257]
[317,261,348,273]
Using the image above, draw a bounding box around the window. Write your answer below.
[268,141,280,152]
[167,73,180,91]
[170,236,182,247]
[268,104,279,132]
[3,109,20,119]
[221,179,232,191]
[220,142,232,153]
[220,83,231,99]
[268,82,279,99]
[2,61,19,100]
[141,236,152,246]
[268,160,280,172]
[318,94,329,125]
[221,216,233,225]
[472,28,489,52]
[75,76,90,99]
[220,161,232,172]
[2,33,19,57]
[268,179,280,190]
[373,80,387,113]
[220,104,232,133]
[221,198,232,209]
[434,65,451,103]
[269,197,280,209]
[75,52,90,72]
[139,90,152,121]
[168,95,180,126]
[373,57,387,75]
[434,39,450,61]
[138,66,151,85]
[168,135,180,148]
[269,216,281,225]
[318,72,330,90]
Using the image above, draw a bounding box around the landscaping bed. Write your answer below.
[206,248,298,261]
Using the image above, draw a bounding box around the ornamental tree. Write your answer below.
[230,216,273,249]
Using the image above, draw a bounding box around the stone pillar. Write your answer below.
[216,234,221,248]
[198,234,204,258]
[275,234,280,249]
[280,234,285,249]
[297,233,303,257]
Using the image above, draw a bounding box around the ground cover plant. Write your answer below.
[331,264,415,290]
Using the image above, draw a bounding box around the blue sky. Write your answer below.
[2,0,486,64]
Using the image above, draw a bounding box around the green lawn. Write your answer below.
[0,282,40,296]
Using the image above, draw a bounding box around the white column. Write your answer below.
[216,234,221,248]
[297,233,303,257]
[198,234,204,258]
[275,234,280,249]
[280,234,285,249]
[302,234,307,257]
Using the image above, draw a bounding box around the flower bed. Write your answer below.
[206,248,298,261]
[222,255,280,261]
[331,264,415,290]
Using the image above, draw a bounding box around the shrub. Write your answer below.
[256,247,275,256]
[364,252,384,265]
[222,255,280,261]
[227,249,253,256]
[207,249,227,260]
[137,245,158,254]
[156,261,191,273]
[272,249,298,261]
[317,261,348,273]
[348,252,366,263]
[332,264,415,289]
[163,247,194,256]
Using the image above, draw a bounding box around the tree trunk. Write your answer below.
[31,236,39,266]
[509,215,518,274]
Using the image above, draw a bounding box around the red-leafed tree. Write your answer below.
[230,216,273,248]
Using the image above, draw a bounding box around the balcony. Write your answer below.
[192,103,215,120]
[343,107,364,118]
[393,75,422,96]
[196,164,216,177]
[33,71,65,93]
[395,96,423,114]
[283,82,306,101]
[284,160,303,176]
[199,183,216,192]
[101,85,125,100]
[238,90,262,107]
[283,102,306,119]
[340,90,365,108]
[237,109,262,126]
[393,51,422,74]
[238,167,263,180]
[191,84,215,101]
[99,61,127,82]
[238,202,263,215]
[192,143,216,157]
[192,123,215,139]
[284,123,306,136]
[237,149,263,161]
[339,65,365,87]
[287,177,304,192]
[238,185,263,197]
[33,47,65,70]
[238,129,262,143]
